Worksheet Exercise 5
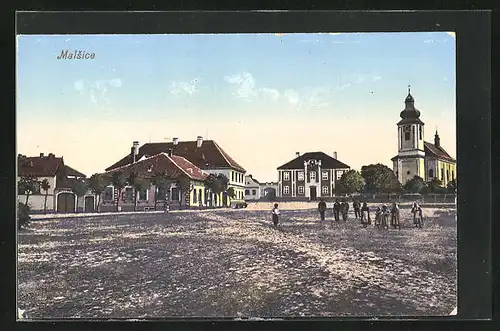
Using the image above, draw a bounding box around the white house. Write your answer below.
[244,175,261,200]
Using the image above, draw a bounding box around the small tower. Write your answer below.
[392,86,426,185]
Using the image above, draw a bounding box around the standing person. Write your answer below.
[391,202,401,229]
[353,199,361,219]
[318,199,327,221]
[360,202,371,227]
[341,201,349,221]
[374,206,382,228]
[381,205,390,229]
[272,203,280,228]
[411,202,423,228]
[333,199,341,222]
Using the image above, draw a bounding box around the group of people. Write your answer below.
[270,200,424,229]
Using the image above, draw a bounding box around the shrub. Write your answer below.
[17,202,31,230]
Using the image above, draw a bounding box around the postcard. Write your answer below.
[16,31,457,319]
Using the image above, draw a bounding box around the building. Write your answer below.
[391,87,457,187]
[101,152,210,211]
[259,182,278,201]
[17,153,91,213]
[105,136,246,207]
[244,175,261,200]
[276,152,350,200]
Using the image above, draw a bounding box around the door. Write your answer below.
[310,186,317,201]
[57,192,76,213]
[84,196,95,213]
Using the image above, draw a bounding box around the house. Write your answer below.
[259,181,278,201]
[101,151,211,211]
[391,87,457,187]
[244,175,261,200]
[276,151,350,200]
[17,153,92,213]
[105,136,246,207]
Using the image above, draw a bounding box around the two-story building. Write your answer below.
[276,151,350,200]
[104,136,246,207]
[17,153,89,213]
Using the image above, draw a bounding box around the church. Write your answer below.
[391,87,457,188]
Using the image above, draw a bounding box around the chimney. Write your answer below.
[196,136,203,148]
[434,131,440,147]
[167,149,173,157]
[40,153,44,157]
[133,141,140,155]
[48,153,55,159]
[333,151,338,159]
[130,147,136,164]
[296,152,300,158]
[173,137,179,145]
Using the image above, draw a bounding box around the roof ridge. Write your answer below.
[166,154,196,180]
[212,141,236,170]
[106,153,163,173]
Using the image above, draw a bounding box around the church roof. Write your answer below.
[398,86,424,125]
[424,141,456,162]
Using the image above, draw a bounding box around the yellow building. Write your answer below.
[391,87,456,187]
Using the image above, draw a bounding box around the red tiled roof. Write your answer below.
[17,155,63,177]
[424,141,455,162]
[105,153,207,182]
[105,140,245,172]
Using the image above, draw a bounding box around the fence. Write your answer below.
[357,193,456,204]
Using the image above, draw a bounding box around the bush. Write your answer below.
[17,202,31,230]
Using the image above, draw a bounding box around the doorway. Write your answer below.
[310,186,317,201]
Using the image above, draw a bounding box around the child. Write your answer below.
[272,203,280,228]
[411,202,423,228]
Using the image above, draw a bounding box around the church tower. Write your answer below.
[391,86,426,185]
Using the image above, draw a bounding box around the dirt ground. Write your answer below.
[17,206,457,319]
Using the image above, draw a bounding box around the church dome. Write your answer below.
[399,86,422,122]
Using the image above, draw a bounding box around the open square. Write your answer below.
[18,204,456,318]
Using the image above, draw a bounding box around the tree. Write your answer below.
[204,173,230,207]
[41,179,51,214]
[226,187,236,199]
[126,171,139,211]
[18,175,38,205]
[361,164,401,194]
[71,179,87,213]
[132,177,151,211]
[403,175,426,194]
[17,202,30,230]
[176,176,193,209]
[151,171,172,210]
[427,178,447,194]
[447,179,457,193]
[110,171,127,212]
[88,173,108,212]
[336,170,365,195]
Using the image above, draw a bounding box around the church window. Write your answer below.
[419,126,422,140]
[429,169,434,178]
[447,170,450,181]
[452,170,455,180]
[406,171,410,175]
[404,126,411,141]
[441,168,444,179]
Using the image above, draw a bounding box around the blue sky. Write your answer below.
[16,32,456,181]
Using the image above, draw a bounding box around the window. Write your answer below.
[419,126,422,140]
[298,186,304,194]
[123,187,134,202]
[32,182,41,194]
[297,172,304,181]
[322,186,328,194]
[310,171,316,181]
[103,186,114,201]
[283,172,290,181]
[231,172,234,182]
[193,189,197,203]
[245,189,250,195]
[252,189,256,195]
[447,170,450,181]
[138,188,148,201]
[171,187,179,201]
[336,171,343,180]
[441,168,444,179]
[452,170,455,180]
[407,171,410,175]
[404,126,411,141]
[157,186,167,201]
[199,190,203,204]
[322,171,328,180]
[283,186,290,194]
[429,169,434,178]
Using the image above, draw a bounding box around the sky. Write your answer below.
[16,32,456,182]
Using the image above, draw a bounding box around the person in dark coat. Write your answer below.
[390,202,401,229]
[360,202,371,227]
[374,206,382,228]
[353,199,361,219]
[333,199,341,222]
[341,201,349,221]
[411,202,423,228]
[318,199,327,221]
[381,204,390,229]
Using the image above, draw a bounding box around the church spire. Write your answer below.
[434,129,441,147]
[400,85,421,121]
